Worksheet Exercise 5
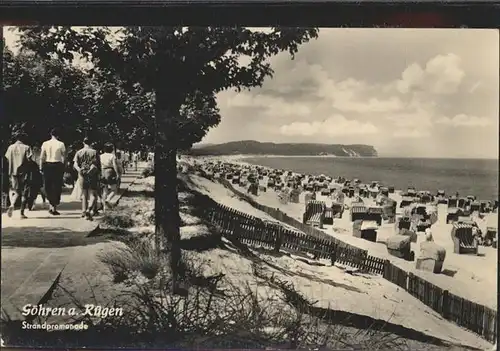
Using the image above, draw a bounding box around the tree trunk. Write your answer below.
[154,82,186,294]
[154,140,182,284]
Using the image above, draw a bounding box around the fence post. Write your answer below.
[442,290,449,319]
[232,216,242,239]
[330,243,338,266]
[383,259,390,280]
[274,225,283,253]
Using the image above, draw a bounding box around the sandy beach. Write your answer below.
[190,155,497,312]
[184,169,494,349]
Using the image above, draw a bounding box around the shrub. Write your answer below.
[91,250,415,350]
[102,208,135,229]
[98,238,161,283]
[141,163,155,178]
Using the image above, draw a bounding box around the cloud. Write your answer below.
[5,27,498,158]
[436,114,492,127]
[279,115,378,137]
[393,129,430,139]
[397,53,465,95]
[469,81,482,94]
[227,92,312,117]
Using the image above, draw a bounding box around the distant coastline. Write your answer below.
[235,155,497,160]
[228,155,499,201]
[189,140,378,157]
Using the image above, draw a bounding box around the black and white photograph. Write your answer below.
[0,26,498,349]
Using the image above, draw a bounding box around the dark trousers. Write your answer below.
[42,162,64,207]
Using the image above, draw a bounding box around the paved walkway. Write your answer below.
[1,163,147,319]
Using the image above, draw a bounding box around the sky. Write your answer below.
[4,28,499,158]
[209,28,499,159]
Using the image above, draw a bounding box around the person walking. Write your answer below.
[122,151,129,174]
[100,143,120,212]
[132,151,139,171]
[115,150,124,188]
[26,146,46,211]
[4,131,32,219]
[73,137,100,220]
[40,128,66,215]
[91,142,105,216]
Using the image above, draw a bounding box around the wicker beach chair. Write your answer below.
[448,196,458,208]
[419,192,432,204]
[353,220,378,242]
[407,187,416,196]
[467,195,476,202]
[416,220,431,232]
[303,200,326,228]
[331,202,344,218]
[344,187,352,198]
[415,257,444,274]
[399,228,417,243]
[352,219,362,238]
[396,216,411,231]
[304,191,316,206]
[367,206,383,226]
[451,222,478,254]
[470,201,481,213]
[350,205,368,222]
[484,227,497,246]
[248,183,259,196]
[480,201,490,213]
[416,240,446,273]
[386,235,413,260]
[357,188,364,198]
[289,189,300,203]
[458,197,467,209]
[324,207,334,225]
[278,189,290,205]
[446,208,461,224]
[382,200,396,219]
[369,188,378,199]
[320,188,331,196]
[413,204,427,216]
[400,196,415,208]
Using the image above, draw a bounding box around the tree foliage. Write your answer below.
[14,26,319,289]
[2,43,155,150]
[16,26,318,143]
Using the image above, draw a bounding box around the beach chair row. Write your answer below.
[205,174,497,344]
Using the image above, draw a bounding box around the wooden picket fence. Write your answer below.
[205,201,383,273]
[211,175,498,344]
[383,262,497,343]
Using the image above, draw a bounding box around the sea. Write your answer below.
[243,157,499,201]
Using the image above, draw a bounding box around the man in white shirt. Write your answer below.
[4,131,32,219]
[40,128,66,215]
[132,152,139,171]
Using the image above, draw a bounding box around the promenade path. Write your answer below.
[1,163,147,320]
